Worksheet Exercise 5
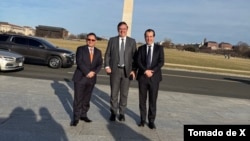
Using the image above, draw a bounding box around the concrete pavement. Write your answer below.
[0,75,249,141]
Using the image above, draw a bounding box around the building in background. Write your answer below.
[219,42,232,50]
[0,22,35,36]
[203,41,218,50]
[35,25,68,38]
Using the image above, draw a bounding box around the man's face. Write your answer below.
[118,24,128,37]
[86,35,96,47]
[145,31,154,45]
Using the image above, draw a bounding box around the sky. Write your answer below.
[1,0,250,45]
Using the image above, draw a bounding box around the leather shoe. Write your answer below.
[80,117,92,122]
[109,114,116,121]
[138,121,146,127]
[148,122,156,129]
[118,114,125,121]
[70,120,79,126]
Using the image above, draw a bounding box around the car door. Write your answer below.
[10,36,29,57]
[27,38,48,63]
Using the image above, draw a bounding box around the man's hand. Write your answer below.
[86,71,95,78]
[145,70,154,78]
[130,71,136,80]
[105,67,112,74]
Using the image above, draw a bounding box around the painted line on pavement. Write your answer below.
[164,74,239,83]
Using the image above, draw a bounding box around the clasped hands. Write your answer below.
[144,70,154,78]
[86,71,95,78]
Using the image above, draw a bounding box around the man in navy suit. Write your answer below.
[104,22,137,122]
[71,33,103,126]
[136,29,165,129]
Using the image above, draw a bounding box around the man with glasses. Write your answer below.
[71,33,103,126]
[104,21,137,122]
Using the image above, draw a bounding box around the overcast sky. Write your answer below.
[1,0,250,45]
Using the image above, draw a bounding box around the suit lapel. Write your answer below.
[115,36,120,59]
[124,37,129,56]
[143,44,147,65]
[151,44,158,65]
[92,47,98,64]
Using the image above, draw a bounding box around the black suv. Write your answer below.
[0,34,75,68]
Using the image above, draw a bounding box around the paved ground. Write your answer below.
[0,76,249,141]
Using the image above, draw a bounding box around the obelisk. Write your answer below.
[122,0,134,37]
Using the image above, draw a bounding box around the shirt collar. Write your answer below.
[88,47,94,50]
[119,36,127,40]
[147,43,154,47]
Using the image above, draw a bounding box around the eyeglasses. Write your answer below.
[87,39,96,42]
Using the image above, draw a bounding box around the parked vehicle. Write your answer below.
[0,34,75,68]
[0,49,24,71]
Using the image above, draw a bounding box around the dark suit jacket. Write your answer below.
[136,43,164,82]
[72,45,103,84]
[104,36,137,77]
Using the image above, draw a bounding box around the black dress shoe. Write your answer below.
[148,122,156,129]
[118,114,125,121]
[109,114,116,121]
[138,121,146,127]
[70,120,79,126]
[80,117,92,122]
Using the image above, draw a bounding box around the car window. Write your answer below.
[12,37,28,45]
[29,39,43,48]
[0,35,9,41]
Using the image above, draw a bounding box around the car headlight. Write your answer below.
[0,56,15,61]
[62,53,72,57]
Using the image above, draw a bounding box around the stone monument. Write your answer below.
[122,0,134,37]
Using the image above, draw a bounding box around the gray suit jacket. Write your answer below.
[104,36,137,77]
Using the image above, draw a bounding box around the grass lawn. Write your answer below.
[46,38,250,76]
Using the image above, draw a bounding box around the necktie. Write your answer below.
[119,38,125,66]
[90,48,93,63]
[147,46,151,68]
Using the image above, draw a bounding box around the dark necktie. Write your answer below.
[119,38,125,66]
[147,46,151,68]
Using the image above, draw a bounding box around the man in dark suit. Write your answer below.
[136,29,164,129]
[71,33,103,126]
[104,21,137,122]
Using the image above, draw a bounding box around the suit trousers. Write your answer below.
[73,80,95,120]
[138,76,159,123]
[110,67,130,115]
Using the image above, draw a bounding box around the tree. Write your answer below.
[233,41,250,58]
[161,38,174,48]
[237,41,249,52]
[68,34,77,39]
[77,33,87,39]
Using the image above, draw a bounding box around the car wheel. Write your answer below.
[48,56,62,69]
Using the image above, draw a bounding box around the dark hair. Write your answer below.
[87,32,97,39]
[117,21,128,30]
[144,29,155,37]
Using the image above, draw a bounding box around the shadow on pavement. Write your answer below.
[224,77,250,85]
[92,87,150,141]
[0,107,68,141]
[51,80,74,121]
[63,79,149,140]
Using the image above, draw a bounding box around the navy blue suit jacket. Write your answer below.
[136,43,164,82]
[72,45,103,84]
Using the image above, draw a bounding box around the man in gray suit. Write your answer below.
[104,21,137,122]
